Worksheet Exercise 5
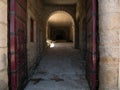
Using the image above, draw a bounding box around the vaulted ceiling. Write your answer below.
[48,12,74,27]
[44,0,76,27]
[44,0,77,5]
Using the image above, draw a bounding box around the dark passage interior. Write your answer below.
[46,11,74,43]
[25,7,90,89]
[50,27,69,41]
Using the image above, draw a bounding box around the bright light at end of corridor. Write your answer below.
[50,43,55,48]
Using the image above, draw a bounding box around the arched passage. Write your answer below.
[1,0,119,90]
[46,11,75,46]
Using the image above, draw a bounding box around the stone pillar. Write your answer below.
[99,0,120,90]
[0,0,8,90]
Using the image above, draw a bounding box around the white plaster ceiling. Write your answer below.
[44,0,77,5]
[48,12,73,27]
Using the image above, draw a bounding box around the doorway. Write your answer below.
[46,11,75,44]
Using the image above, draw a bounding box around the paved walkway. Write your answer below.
[25,43,90,90]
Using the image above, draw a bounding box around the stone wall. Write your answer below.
[99,0,120,89]
[0,0,8,90]
[27,0,45,77]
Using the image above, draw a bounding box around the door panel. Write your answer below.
[86,0,98,90]
[9,0,27,90]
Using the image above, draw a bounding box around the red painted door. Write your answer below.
[9,0,27,90]
[86,0,98,90]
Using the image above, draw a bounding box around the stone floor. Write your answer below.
[25,43,90,90]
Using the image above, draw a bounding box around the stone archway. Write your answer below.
[0,0,120,90]
[46,11,75,46]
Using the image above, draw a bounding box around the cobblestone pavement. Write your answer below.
[25,43,90,90]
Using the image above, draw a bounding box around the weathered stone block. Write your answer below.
[99,30,119,46]
[0,51,7,71]
[0,1,7,23]
[99,45,119,58]
[99,13,120,31]
[100,57,118,67]
[99,65,118,90]
[0,80,8,90]
[0,24,7,47]
[99,0,120,14]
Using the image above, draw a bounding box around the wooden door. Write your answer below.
[86,0,98,90]
[9,0,27,90]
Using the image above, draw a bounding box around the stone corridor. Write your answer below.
[1,0,120,89]
[25,43,89,90]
